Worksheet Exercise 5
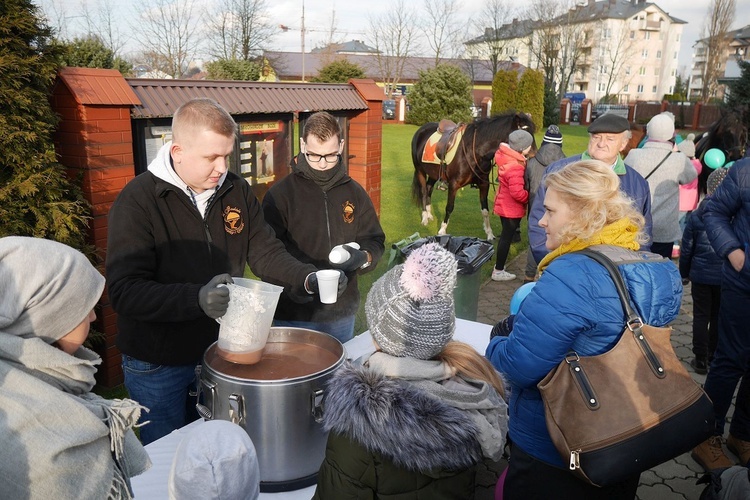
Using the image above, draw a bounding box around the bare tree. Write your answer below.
[209,0,275,61]
[131,0,202,79]
[79,0,128,56]
[553,9,589,104]
[37,0,73,40]
[421,0,464,66]
[526,0,588,103]
[367,0,421,98]
[597,21,638,99]
[700,0,736,101]
[470,0,514,77]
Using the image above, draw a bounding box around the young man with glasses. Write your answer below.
[262,111,385,343]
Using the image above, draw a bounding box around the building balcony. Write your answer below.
[639,20,661,31]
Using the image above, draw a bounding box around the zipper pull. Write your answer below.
[569,450,580,470]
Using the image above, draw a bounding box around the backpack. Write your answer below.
[698,466,750,500]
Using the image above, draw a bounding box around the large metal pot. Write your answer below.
[197,327,345,492]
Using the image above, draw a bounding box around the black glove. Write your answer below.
[306,270,349,298]
[198,274,233,319]
[330,244,368,273]
[490,315,515,339]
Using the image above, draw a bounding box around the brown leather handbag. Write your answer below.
[537,249,714,487]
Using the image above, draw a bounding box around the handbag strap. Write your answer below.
[575,249,666,378]
[644,151,672,180]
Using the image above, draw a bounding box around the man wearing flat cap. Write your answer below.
[528,114,652,264]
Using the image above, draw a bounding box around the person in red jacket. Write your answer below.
[492,129,533,281]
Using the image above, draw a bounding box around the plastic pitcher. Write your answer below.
[216,278,283,364]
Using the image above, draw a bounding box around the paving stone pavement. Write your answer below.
[474,250,738,500]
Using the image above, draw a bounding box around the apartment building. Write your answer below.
[465,0,685,104]
[689,24,750,101]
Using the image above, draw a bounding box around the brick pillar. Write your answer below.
[481,97,492,118]
[581,99,593,125]
[628,102,637,122]
[52,67,140,387]
[348,79,384,216]
[560,98,571,125]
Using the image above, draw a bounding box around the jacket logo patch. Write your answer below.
[223,206,244,234]
[342,201,355,224]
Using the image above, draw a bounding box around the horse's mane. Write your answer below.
[468,112,536,143]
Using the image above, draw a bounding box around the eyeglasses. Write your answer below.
[304,152,340,164]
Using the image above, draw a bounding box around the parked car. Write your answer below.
[591,103,628,121]
[382,100,396,120]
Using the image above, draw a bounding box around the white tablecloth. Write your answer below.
[131,318,492,499]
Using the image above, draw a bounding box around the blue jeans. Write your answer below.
[273,315,356,344]
[121,355,199,445]
[703,281,750,440]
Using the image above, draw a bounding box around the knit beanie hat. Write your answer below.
[707,166,729,195]
[0,236,104,343]
[365,243,457,360]
[169,420,260,500]
[646,113,675,142]
[677,133,696,158]
[508,129,534,153]
[542,125,563,146]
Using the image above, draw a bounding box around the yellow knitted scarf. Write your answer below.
[537,218,641,273]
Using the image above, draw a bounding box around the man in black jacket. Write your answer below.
[262,111,385,343]
[106,98,346,444]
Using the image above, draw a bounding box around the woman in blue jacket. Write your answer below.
[486,160,682,499]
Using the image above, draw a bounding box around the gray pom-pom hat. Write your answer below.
[365,243,457,360]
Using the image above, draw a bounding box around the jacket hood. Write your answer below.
[322,362,483,472]
[495,144,526,174]
[532,143,565,168]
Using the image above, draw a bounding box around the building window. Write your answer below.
[674,51,678,59]
[642,49,648,58]
[671,69,676,76]
[656,50,662,59]
[630,30,635,39]
[655,67,660,76]
[676,34,680,42]
[603,28,611,39]
[639,67,646,75]
[625,66,631,75]
[645,32,651,40]
[598,83,606,91]
[600,65,608,74]
[669,85,674,94]
[637,84,644,92]
[624,84,629,92]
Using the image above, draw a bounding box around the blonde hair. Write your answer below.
[543,160,647,245]
[172,98,237,142]
[435,341,506,398]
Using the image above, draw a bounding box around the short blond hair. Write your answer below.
[543,160,647,245]
[172,98,237,142]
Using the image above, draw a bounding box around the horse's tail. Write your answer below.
[411,125,427,207]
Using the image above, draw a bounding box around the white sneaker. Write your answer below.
[492,269,516,281]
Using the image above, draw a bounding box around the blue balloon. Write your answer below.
[510,282,536,315]
[704,148,726,170]
[724,161,735,169]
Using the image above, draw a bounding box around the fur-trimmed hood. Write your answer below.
[322,361,506,472]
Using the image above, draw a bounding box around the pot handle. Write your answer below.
[311,388,324,423]
[229,393,245,425]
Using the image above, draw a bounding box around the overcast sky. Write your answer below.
[38,0,749,75]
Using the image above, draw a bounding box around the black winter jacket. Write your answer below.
[680,200,724,285]
[106,171,316,365]
[262,167,385,322]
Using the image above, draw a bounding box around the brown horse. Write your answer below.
[411,112,536,240]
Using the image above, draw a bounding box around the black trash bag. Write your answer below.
[396,235,494,275]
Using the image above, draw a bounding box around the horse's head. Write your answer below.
[511,112,538,156]
[697,108,749,163]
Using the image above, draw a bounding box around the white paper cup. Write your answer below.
[316,269,340,304]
